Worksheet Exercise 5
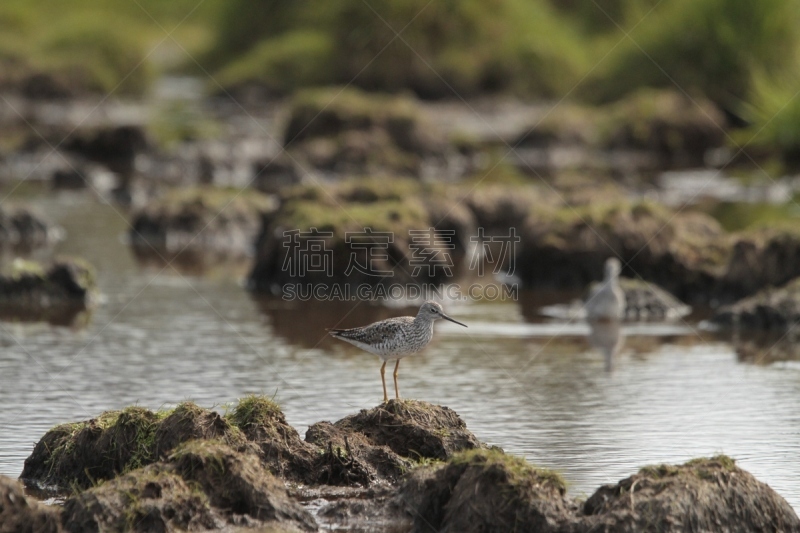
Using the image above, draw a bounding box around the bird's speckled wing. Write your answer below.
[329,316,422,358]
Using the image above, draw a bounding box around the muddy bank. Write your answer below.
[0,258,97,324]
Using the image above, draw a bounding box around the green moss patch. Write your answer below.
[21,402,241,490]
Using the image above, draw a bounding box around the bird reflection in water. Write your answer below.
[588,320,626,372]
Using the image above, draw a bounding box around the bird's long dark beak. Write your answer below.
[442,314,468,327]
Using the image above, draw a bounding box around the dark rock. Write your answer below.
[0,475,63,533]
[577,456,800,533]
[712,277,800,331]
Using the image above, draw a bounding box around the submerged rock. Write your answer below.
[577,456,800,533]
[129,186,276,259]
[712,277,800,331]
[0,475,62,533]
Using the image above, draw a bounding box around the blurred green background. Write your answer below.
[1,0,799,159]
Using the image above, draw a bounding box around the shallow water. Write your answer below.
[1,190,799,511]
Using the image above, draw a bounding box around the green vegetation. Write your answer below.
[225,394,284,430]
[640,455,737,480]
[589,0,800,107]
[451,448,567,489]
[708,200,800,232]
[3,0,800,160]
[153,187,275,217]
[44,406,169,480]
[740,71,800,167]
[208,0,589,98]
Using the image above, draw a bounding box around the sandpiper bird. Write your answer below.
[329,301,467,403]
[585,257,626,321]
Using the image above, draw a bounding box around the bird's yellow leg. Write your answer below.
[380,361,388,403]
[393,359,400,400]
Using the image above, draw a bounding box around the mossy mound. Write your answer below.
[0,257,98,322]
[225,395,319,483]
[21,402,244,490]
[517,201,731,304]
[248,179,476,291]
[0,475,62,533]
[579,455,800,533]
[397,448,571,533]
[712,276,800,331]
[305,421,412,487]
[513,105,601,148]
[129,187,276,258]
[283,87,449,178]
[61,465,218,533]
[169,440,317,530]
[598,89,726,166]
[331,400,483,462]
